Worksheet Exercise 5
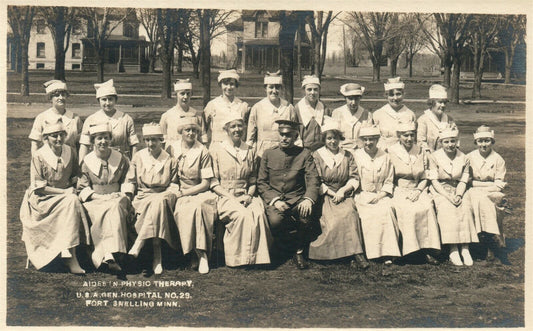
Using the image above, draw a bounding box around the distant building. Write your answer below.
[19,9,148,73]
[226,10,312,73]
[81,9,149,73]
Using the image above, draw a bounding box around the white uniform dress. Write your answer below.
[204,96,250,146]
[428,149,478,244]
[246,97,296,158]
[465,149,506,243]
[29,107,83,149]
[123,148,180,250]
[353,148,401,259]
[210,140,272,266]
[160,105,208,146]
[388,142,441,255]
[372,104,416,150]
[78,150,134,268]
[19,144,90,269]
[331,105,373,150]
[417,109,457,152]
[168,141,217,256]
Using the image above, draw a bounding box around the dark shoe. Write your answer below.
[353,254,370,270]
[486,249,496,262]
[293,253,308,270]
[107,260,123,275]
[425,254,440,265]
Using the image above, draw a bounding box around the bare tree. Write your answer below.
[403,14,426,77]
[38,7,80,81]
[279,11,311,104]
[306,11,338,79]
[495,15,526,84]
[344,12,398,81]
[418,14,452,86]
[467,15,500,99]
[157,9,178,99]
[198,9,214,106]
[78,7,133,82]
[8,5,35,96]
[138,8,159,73]
[384,14,406,77]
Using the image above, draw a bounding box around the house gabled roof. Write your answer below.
[226,17,243,31]
[241,10,281,20]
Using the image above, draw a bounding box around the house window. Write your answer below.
[72,43,81,58]
[36,42,45,58]
[255,21,268,38]
[36,19,46,34]
[36,63,45,69]
[123,23,137,38]
[72,64,80,70]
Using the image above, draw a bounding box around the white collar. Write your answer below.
[139,148,170,174]
[260,97,290,116]
[170,140,203,164]
[383,104,408,120]
[338,105,365,125]
[433,149,466,177]
[355,148,386,170]
[39,143,71,171]
[388,142,419,165]
[297,98,325,127]
[83,149,122,176]
[45,107,74,125]
[424,109,450,130]
[222,139,249,162]
[317,146,344,169]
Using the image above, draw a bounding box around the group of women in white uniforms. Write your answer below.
[19,70,507,276]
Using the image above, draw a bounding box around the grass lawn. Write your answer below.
[5,95,525,327]
[7,69,525,107]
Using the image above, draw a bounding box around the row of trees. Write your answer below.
[8,7,526,103]
[343,13,526,101]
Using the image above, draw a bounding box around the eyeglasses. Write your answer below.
[48,132,66,139]
[52,91,68,97]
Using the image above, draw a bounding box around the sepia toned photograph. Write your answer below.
[3,1,528,327]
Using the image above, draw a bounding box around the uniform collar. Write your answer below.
[222,139,249,162]
[140,148,170,174]
[260,97,290,115]
[84,149,122,176]
[39,143,71,170]
[338,105,365,125]
[297,98,325,127]
[45,107,74,125]
[171,140,203,164]
[388,142,419,164]
[433,148,466,177]
[317,146,344,169]
[355,148,386,170]
[383,104,408,120]
[424,109,449,130]
[171,105,196,117]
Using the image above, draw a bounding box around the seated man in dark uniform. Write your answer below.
[257,120,320,269]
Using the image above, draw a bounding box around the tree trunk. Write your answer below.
[372,60,380,82]
[450,57,461,103]
[20,37,30,96]
[97,49,105,83]
[279,14,298,104]
[52,10,67,81]
[442,56,452,87]
[149,50,156,73]
[390,57,398,77]
[177,42,183,73]
[504,46,516,84]
[161,55,172,98]
[15,40,22,73]
[408,55,414,78]
[199,10,211,107]
[472,43,483,99]
[313,39,321,77]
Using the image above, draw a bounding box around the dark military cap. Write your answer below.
[275,120,300,133]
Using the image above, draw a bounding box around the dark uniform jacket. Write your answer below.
[257,145,320,206]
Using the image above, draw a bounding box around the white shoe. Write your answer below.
[449,246,463,266]
[197,250,209,274]
[461,246,473,266]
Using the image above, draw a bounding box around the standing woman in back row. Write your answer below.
[417,84,457,152]
[295,75,332,152]
[247,71,297,159]
[79,79,139,161]
[373,77,416,150]
[29,80,83,156]
[204,69,250,148]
